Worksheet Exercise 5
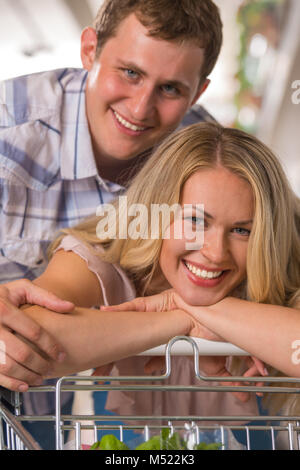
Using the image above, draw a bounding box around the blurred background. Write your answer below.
[0,0,299,195]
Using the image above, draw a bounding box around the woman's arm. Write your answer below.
[107,291,300,377]
[19,249,193,378]
[192,296,300,377]
[22,305,192,378]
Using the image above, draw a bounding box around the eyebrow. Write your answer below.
[117,60,191,92]
[204,210,253,225]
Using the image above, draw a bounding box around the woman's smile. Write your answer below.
[159,166,254,306]
[182,259,229,287]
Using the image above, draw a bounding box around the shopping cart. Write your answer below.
[1,336,300,450]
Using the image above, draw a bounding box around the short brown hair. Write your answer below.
[93,0,223,82]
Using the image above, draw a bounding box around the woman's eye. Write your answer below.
[184,216,204,226]
[233,227,251,236]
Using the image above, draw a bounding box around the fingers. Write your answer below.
[221,357,267,401]
[198,356,227,376]
[0,333,49,392]
[0,373,29,393]
[92,363,114,377]
[201,359,251,403]
[243,359,268,397]
[1,301,65,363]
[250,356,268,377]
[144,356,165,374]
[6,279,74,313]
[101,298,146,312]
[101,290,177,313]
[1,328,53,376]
[100,300,139,311]
[220,372,250,403]
[21,284,75,313]
[0,354,44,390]
[92,363,114,385]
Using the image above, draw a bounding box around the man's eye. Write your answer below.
[123,69,138,79]
[161,84,179,96]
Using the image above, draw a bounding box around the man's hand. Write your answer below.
[0,279,74,392]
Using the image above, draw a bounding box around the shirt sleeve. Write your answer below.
[53,235,136,306]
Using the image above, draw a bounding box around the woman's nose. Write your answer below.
[201,231,229,265]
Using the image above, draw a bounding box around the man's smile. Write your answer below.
[112,108,151,134]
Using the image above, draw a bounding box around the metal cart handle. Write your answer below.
[139,337,249,356]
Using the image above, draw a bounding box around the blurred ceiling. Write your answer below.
[0,0,102,78]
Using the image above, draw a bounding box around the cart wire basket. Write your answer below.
[1,337,300,450]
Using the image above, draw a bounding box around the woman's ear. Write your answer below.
[80,27,98,71]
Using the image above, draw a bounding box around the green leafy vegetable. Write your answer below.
[90,430,222,450]
[194,442,223,450]
[135,429,186,450]
[90,434,130,450]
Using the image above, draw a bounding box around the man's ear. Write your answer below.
[81,27,98,71]
[191,78,210,106]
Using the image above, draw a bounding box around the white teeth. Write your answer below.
[185,262,223,280]
[113,111,146,131]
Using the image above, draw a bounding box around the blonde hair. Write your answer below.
[50,122,300,414]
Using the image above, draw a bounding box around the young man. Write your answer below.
[0,0,222,448]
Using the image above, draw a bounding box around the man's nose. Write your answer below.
[201,231,229,265]
[128,85,156,121]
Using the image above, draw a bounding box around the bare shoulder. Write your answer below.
[33,249,103,307]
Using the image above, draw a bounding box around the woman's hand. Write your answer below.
[194,355,267,402]
[101,289,177,313]
[101,293,267,402]
[143,354,267,403]
[91,363,115,384]
[100,290,223,341]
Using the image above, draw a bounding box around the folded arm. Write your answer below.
[105,290,300,377]
[20,249,193,378]
[22,305,192,378]
[193,296,300,377]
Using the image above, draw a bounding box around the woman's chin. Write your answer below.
[179,290,226,307]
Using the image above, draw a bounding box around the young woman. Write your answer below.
[17,122,300,421]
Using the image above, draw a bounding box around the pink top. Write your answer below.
[55,235,259,423]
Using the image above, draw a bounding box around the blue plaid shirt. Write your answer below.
[0,68,215,415]
[0,68,126,283]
